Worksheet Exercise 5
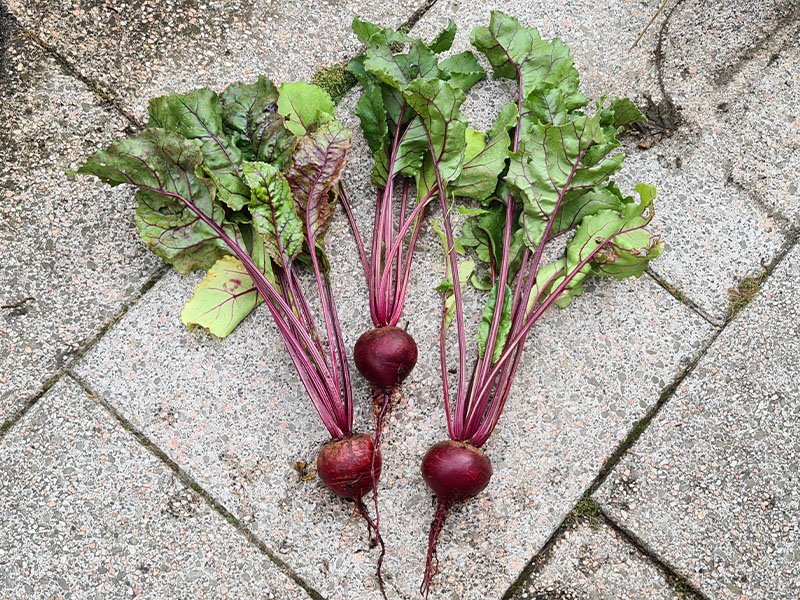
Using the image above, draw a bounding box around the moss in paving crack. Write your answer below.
[727,270,768,319]
[311,62,355,104]
[658,277,689,304]
[563,496,602,529]
[667,574,705,600]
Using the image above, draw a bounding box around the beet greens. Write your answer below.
[412,11,664,595]
[75,78,388,593]
[345,15,510,444]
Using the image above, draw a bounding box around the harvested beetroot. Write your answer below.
[366,10,664,596]
[354,326,418,390]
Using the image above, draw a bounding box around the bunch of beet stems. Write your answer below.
[339,122,434,430]
[76,130,388,597]
[170,184,389,596]
[419,58,656,600]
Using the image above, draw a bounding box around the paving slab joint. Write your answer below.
[597,507,709,600]
[722,169,795,235]
[13,25,142,128]
[67,371,327,600]
[725,228,799,322]
[0,264,169,443]
[645,271,719,327]
[714,2,800,87]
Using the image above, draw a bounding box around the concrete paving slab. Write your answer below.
[5,0,430,119]
[73,92,713,597]
[0,24,159,423]
[712,22,800,228]
[510,521,681,600]
[612,135,786,325]
[0,376,309,599]
[597,245,800,599]
[658,0,798,115]
[410,0,791,323]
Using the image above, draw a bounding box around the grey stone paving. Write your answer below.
[1,0,798,598]
[0,377,309,599]
[597,246,800,599]
[6,0,430,119]
[0,23,159,424]
[510,521,681,600]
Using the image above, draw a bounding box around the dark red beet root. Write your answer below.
[354,326,418,389]
[317,433,382,499]
[420,440,493,598]
[421,440,493,504]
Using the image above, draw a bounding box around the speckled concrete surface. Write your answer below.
[597,246,800,599]
[4,0,430,119]
[0,22,159,423]
[510,521,680,600]
[3,0,799,597]
[0,377,309,599]
[72,87,713,597]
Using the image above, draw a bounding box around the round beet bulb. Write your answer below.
[421,440,493,505]
[354,326,418,389]
[316,433,382,499]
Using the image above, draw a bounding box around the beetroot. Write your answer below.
[354,326,418,390]
[421,440,492,503]
[317,433,382,499]
[420,441,492,596]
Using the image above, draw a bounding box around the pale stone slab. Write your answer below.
[5,0,431,118]
[0,23,159,423]
[598,245,800,599]
[511,521,681,600]
[0,377,309,599]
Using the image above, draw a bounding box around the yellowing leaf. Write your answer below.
[181,256,262,337]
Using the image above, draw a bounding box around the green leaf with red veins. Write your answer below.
[277,82,335,137]
[566,184,662,280]
[286,121,353,243]
[180,256,262,338]
[220,76,296,169]
[507,111,626,248]
[438,51,486,92]
[452,124,511,202]
[402,78,468,183]
[77,128,231,274]
[243,162,304,268]
[471,10,580,98]
[147,88,250,211]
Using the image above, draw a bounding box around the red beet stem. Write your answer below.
[354,326,418,390]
